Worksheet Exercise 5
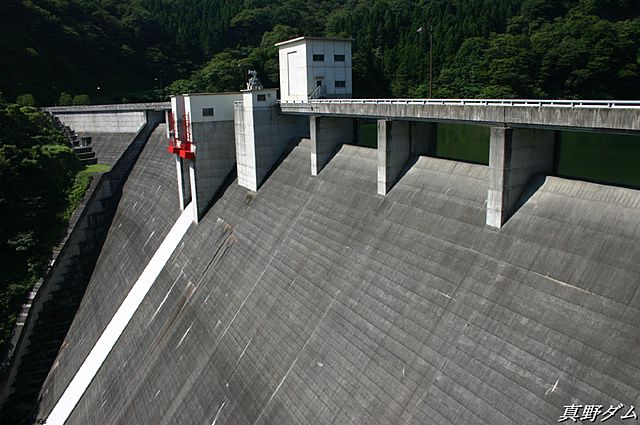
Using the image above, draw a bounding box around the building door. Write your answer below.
[286,51,301,98]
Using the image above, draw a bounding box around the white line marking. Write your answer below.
[47,203,194,425]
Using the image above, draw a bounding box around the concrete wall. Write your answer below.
[378,120,411,195]
[279,101,640,133]
[310,116,354,175]
[487,127,557,228]
[184,92,242,122]
[190,120,236,220]
[175,156,191,210]
[46,103,169,134]
[235,98,309,191]
[376,120,437,195]
[52,111,145,133]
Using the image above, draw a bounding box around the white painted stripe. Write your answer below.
[47,203,194,425]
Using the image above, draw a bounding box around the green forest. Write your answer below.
[1,0,639,105]
[0,100,91,351]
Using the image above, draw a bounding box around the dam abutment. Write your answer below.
[0,120,160,421]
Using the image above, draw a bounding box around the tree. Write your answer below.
[59,92,73,106]
[72,94,91,105]
[16,94,36,107]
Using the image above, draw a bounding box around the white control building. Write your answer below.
[276,36,354,101]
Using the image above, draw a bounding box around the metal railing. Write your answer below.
[278,98,640,109]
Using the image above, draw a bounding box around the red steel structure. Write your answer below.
[167,112,194,159]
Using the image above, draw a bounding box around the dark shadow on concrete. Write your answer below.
[256,138,301,191]
[505,174,547,225]
[200,166,238,220]
[386,155,420,194]
[314,144,345,176]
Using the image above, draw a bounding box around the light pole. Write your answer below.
[417,26,434,98]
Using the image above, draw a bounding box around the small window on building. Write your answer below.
[202,108,214,117]
[335,81,346,88]
[257,94,267,102]
[313,54,324,62]
[334,54,345,62]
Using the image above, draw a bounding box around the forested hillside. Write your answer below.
[0,101,90,353]
[1,0,639,103]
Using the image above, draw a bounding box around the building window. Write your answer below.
[257,94,266,102]
[334,54,345,62]
[313,54,324,62]
[335,81,346,88]
[202,108,214,117]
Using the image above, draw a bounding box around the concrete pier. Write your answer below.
[168,93,242,221]
[486,127,558,228]
[174,153,191,210]
[235,89,309,191]
[377,120,410,195]
[310,116,354,175]
[377,120,437,195]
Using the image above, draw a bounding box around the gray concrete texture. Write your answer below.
[51,112,145,133]
[37,124,180,417]
[77,132,138,167]
[280,102,640,133]
[487,127,557,228]
[310,116,354,176]
[38,136,640,424]
[235,104,309,191]
[191,120,236,219]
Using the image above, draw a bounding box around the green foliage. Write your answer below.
[0,103,86,354]
[16,94,36,107]
[62,174,93,222]
[59,92,73,106]
[3,0,640,102]
[80,163,111,173]
[72,94,91,105]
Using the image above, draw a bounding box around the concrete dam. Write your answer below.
[5,100,637,424]
[2,38,639,424]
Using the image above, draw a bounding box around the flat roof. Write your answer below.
[275,36,355,47]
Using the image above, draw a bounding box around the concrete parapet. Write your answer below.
[46,103,169,134]
[280,100,640,134]
[487,127,558,228]
[235,102,309,191]
[310,116,354,175]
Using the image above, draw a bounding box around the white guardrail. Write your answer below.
[278,99,640,109]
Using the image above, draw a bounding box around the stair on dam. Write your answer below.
[33,138,640,424]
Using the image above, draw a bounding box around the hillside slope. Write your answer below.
[39,139,640,424]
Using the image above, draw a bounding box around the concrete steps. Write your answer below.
[49,114,99,165]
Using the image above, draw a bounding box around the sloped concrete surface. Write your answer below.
[39,140,639,424]
[78,132,139,167]
[38,125,180,417]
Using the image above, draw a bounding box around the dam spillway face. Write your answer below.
[34,137,640,424]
